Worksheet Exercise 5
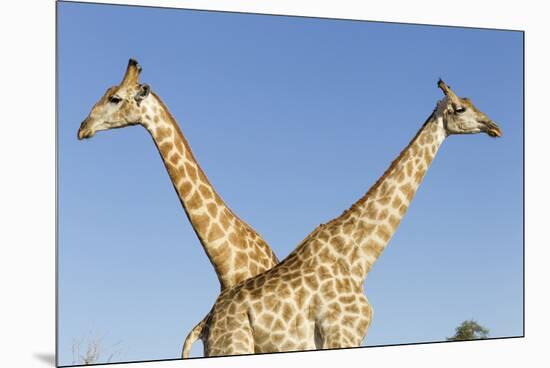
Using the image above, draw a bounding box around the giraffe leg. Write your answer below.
[355,295,374,344]
[317,322,349,349]
[317,295,374,349]
[204,314,255,357]
[226,329,254,356]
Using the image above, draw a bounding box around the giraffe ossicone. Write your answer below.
[195,79,501,356]
[78,59,281,357]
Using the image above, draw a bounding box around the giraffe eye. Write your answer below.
[109,96,122,104]
[455,106,466,114]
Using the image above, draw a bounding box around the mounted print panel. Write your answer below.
[56,1,524,366]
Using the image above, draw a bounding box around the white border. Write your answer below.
[1,1,547,367]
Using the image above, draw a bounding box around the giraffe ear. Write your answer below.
[134,84,150,105]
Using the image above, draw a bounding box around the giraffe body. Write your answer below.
[199,80,501,356]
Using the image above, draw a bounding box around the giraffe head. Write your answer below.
[436,79,502,138]
[78,59,152,140]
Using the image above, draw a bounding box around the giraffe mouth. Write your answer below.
[486,127,502,138]
[77,117,97,140]
[484,121,502,138]
[77,128,95,140]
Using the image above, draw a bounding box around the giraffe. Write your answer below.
[194,79,502,356]
[77,59,280,355]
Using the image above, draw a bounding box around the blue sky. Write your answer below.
[57,2,523,365]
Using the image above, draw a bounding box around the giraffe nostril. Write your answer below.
[79,118,90,129]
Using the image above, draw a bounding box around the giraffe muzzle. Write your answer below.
[485,121,502,138]
[77,119,95,140]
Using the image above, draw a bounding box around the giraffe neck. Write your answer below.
[140,92,278,290]
[290,112,447,285]
[350,113,446,279]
